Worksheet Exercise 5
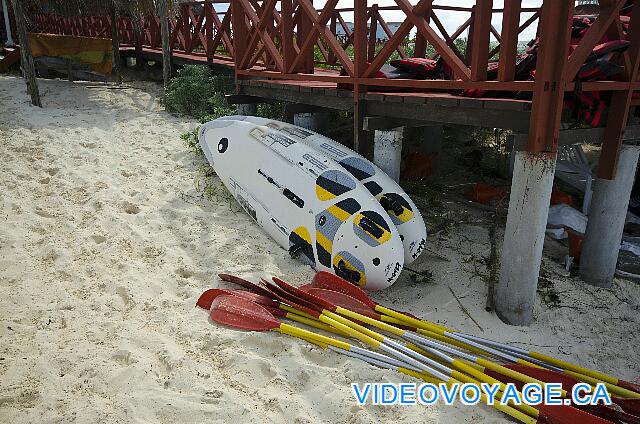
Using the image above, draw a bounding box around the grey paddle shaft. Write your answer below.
[453,334,564,372]
[328,346,421,372]
[350,345,422,371]
[380,339,451,381]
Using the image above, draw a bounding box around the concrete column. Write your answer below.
[373,127,404,182]
[495,151,557,326]
[293,112,329,132]
[236,103,257,116]
[2,0,14,46]
[580,145,640,287]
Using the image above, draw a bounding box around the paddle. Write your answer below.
[275,277,559,393]
[196,288,350,336]
[312,271,640,398]
[269,276,613,424]
[203,293,551,424]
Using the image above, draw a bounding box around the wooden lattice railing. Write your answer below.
[30,1,640,178]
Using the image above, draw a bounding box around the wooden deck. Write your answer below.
[238,78,533,131]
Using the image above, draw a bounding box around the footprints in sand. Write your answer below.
[175,268,193,279]
[91,235,107,244]
[201,389,223,404]
[111,350,138,366]
[34,207,56,219]
[0,389,39,409]
[121,201,140,215]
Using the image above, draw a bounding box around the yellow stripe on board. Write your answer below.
[316,185,337,202]
[316,230,333,255]
[395,207,414,223]
[332,254,366,287]
[326,204,353,222]
[293,226,312,244]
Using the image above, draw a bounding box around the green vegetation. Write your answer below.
[164,64,284,200]
[162,65,234,122]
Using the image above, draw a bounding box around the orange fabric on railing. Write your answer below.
[27,33,112,75]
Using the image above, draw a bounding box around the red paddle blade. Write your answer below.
[196,288,279,310]
[260,278,323,317]
[272,276,340,312]
[306,288,381,319]
[210,295,280,331]
[311,272,421,319]
[537,404,615,424]
[219,273,274,298]
[197,288,231,310]
[615,398,640,418]
[312,271,377,309]
[299,283,315,292]
[227,289,280,308]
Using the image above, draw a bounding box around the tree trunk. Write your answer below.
[157,0,171,89]
[10,0,41,107]
[110,6,123,84]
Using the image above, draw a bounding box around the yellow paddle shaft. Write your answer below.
[277,323,350,350]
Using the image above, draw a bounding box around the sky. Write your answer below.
[212,1,556,44]
[323,0,545,43]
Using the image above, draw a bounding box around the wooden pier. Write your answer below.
[22,0,640,325]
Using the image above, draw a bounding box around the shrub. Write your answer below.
[162,65,234,121]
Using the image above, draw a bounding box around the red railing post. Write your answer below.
[232,0,248,71]
[282,0,295,71]
[470,0,493,81]
[368,5,378,62]
[353,0,368,155]
[527,0,574,152]
[205,0,214,60]
[413,0,433,58]
[328,12,337,65]
[497,0,521,82]
[297,0,315,73]
[182,4,191,53]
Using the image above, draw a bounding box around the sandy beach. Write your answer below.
[1,74,639,423]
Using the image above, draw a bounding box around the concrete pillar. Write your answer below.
[236,103,257,116]
[2,0,14,46]
[495,151,557,326]
[580,145,640,287]
[373,127,404,182]
[293,112,329,132]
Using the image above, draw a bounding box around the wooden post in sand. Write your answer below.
[10,0,41,107]
[157,0,171,89]
[110,6,123,84]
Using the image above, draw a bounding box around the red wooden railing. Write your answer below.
[30,1,640,179]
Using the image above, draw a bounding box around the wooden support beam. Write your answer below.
[498,0,521,82]
[526,1,574,152]
[363,116,433,130]
[470,0,493,81]
[284,103,329,114]
[598,0,640,179]
[225,94,266,105]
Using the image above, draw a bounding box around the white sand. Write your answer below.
[0,75,638,423]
